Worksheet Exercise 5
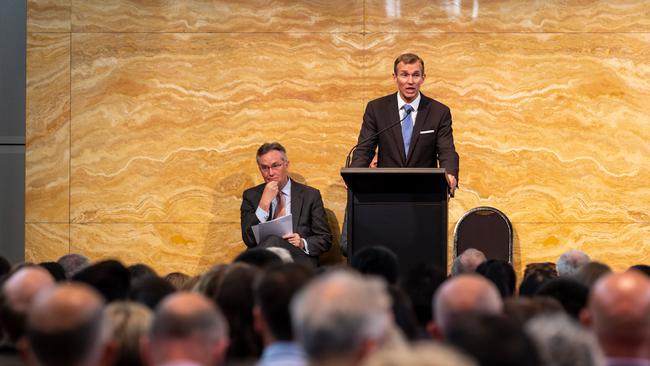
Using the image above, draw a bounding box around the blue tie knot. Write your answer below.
[403,104,413,113]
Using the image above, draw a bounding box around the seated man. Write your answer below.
[240,142,332,266]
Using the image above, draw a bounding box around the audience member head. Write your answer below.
[536,277,588,319]
[446,314,540,366]
[361,342,478,366]
[193,263,228,299]
[475,259,516,298]
[22,283,113,366]
[291,270,393,365]
[387,284,420,341]
[234,248,283,269]
[106,301,153,366]
[398,264,446,331]
[451,248,486,276]
[127,263,158,282]
[573,261,611,288]
[502,296,563,324]
[519,262,558,297]
[0,256,12,277]
[214,262,263,362]
[57,253,90,279]
[557,249,590,277]
[73,260,131,302]
[128,275,175,310]
[430,274,502,339]
[144,292,229,366]
[265,247,294,263]
[38,262,66,282]
[351,246,400,285]
[526,313,605,366]
[629,264,650,278]
[253,263,314,344]
[0,266,55,342]
[581,271,650,359]
[164,272,192,291]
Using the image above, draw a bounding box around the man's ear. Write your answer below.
[426,320,444,341]
[98,339,117,366]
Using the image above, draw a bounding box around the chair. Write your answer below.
[453,206,513,263]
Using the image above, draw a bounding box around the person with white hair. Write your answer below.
[556,249,590,277]
[451,248,487,276]
[290,270,395,366]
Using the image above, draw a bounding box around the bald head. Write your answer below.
[0,266,55,342]
[147,292,228,366]
[584,271,650,357]
[25,282,110,366]
[433,275,503,335]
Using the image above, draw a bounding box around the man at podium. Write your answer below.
[240,142,332,266]
[350,53,459,195]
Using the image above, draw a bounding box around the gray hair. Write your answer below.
[290,270,392,361]
[256,142,288,165]
[57,253,90,279]
[451,248,487,276]
[526,313,605,366]
[557,250,590,277]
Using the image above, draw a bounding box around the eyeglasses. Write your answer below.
[259,161,286,173]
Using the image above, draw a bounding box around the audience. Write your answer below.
[105,301,152,366]
[290,270,396,366]
[351,246,400,285]
[253,263,314,366]
[3,245,650,366]
[429,274,503,339]
[142,292,229,366]
[580,271,650,364]
[57,253,90,279]
[21,282,114,366]
[526,313,605,366]
[451,248,486,276]
[0,256,11,278]
[557,249,590,277]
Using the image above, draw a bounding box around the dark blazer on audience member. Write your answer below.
[240,179,332,262]
[350,92,459,179]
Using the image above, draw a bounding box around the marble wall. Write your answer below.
[26,0,650,276]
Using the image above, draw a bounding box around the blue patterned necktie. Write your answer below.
[402,104,414,157]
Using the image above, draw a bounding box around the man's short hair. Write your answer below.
[253,263,314,341]
[451,248,487,276]
[557,249,590,277]
[393,53,425,74]
[291,270,392,361]
[57,253,90,279]
[351,246,400,284]
[256,142,288,165]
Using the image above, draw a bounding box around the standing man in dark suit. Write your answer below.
[351,53,459,194]
[241,142,332,266]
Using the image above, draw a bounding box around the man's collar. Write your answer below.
[396,92,421,111]
[280,178,292,195]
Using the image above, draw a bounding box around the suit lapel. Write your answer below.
[406,94,431,166]
[386,93,407,164]
[290,180,303,233]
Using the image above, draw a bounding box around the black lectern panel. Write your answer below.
[342,168,449,274]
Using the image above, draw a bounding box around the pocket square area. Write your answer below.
[420,129,435,135]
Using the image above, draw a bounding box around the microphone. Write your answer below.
[345,108,413,168]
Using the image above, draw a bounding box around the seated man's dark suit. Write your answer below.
[350,92,459,178]
[240,179,332,266]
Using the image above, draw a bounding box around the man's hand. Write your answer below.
[259,181,279,211]
[283,233,304,249]
[447,174,458,196]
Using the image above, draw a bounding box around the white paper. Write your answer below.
[252,214,293,244]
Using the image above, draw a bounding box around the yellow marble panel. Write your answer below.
[26,33,70,223]
[71,0,363,33]
[365,0,650,33]
[70,33,363,223]
[28,0,71,33]
[25,224,70,263]
[365,33,650,224]
[70,223,244,275]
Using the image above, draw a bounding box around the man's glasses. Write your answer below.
[259,162,286,173]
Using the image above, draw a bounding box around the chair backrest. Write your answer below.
[453,206,513,263]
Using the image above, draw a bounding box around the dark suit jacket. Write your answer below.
[240,179,332,260]
[350,92,459,178]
